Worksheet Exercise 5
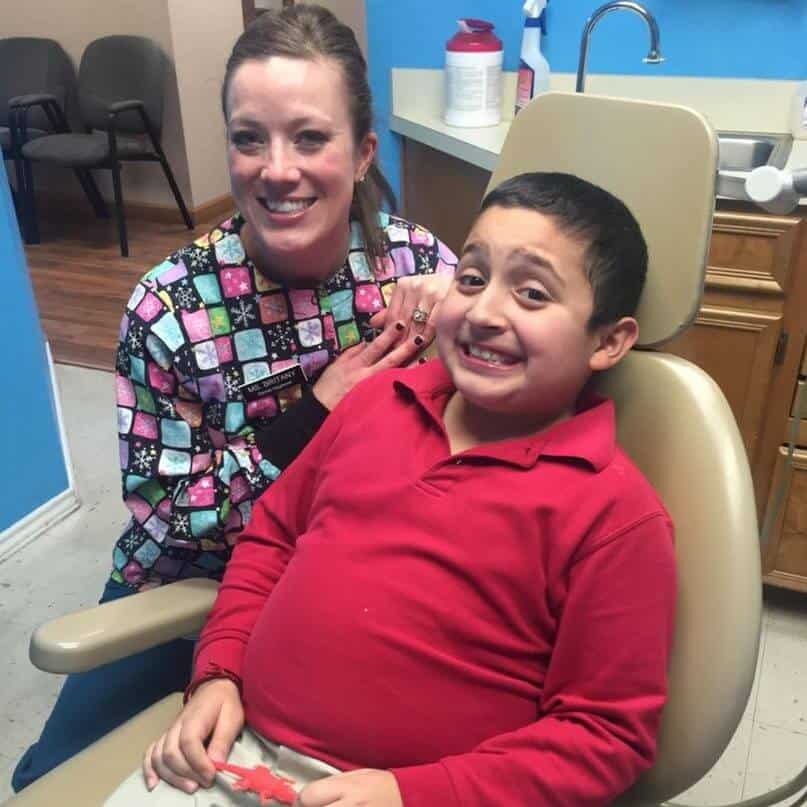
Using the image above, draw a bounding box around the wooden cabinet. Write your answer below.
[663,305,782,476]
[400,137,807,593]
[401,140,491,259]
[663,211,806,528]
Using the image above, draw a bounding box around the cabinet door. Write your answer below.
[664,210,803,523]
[663,305,782,469]
[401,139,490,256]
[762,446,807,593]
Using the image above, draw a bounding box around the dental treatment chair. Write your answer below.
[5,92,764,807]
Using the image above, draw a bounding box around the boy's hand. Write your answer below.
[143,678,244,794]
[295,769,403,807]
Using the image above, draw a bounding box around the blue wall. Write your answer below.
[0,160,69,533]
[366,0,807,198]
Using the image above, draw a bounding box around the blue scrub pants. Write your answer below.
[12,579,195,792]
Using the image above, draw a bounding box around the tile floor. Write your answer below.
[1,364,807,805]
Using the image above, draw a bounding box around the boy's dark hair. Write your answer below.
[480,172,648,330]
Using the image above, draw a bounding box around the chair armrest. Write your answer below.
[108,99,145,114]
[106,100,155,145]
[8,93,59,108]
[29,578,219,674]
[9,93,69,135]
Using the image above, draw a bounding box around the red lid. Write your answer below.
[446,18,502,52]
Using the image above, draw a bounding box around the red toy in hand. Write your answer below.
[213,760,298,805]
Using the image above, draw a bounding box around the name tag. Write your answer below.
[240,363,308,401]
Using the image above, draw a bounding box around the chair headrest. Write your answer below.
[488,92,718,347]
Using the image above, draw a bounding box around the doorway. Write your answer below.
[242,0,295,27]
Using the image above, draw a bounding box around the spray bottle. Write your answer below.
[515,0,550,115]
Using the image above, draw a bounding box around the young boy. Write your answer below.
[108,173,676,807]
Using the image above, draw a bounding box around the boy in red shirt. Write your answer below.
[107,172,675,807]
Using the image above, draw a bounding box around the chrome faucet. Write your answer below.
[576,1,664,93]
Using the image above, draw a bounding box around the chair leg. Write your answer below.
[8,156,27,239]
[74,169,109,219]
[13,152,26,199]
[8,182,25,239]
[154,147,194,230]
[22,158,40,244]
[109,163,128,257]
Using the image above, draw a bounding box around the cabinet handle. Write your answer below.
[761,355,807,547]
[774,330,789,366]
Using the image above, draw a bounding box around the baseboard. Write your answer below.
[192,193,236,224]
[46,340,78,493]
[121,192,234,225]
[35,191,234,226]
[0,342,81,563]
[0,487,81,564]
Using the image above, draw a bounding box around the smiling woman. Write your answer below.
[11,3,457,793]
[224,56,375,285]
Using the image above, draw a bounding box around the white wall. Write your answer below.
[166,0,242,208]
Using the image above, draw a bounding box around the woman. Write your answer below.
[12,4,456,791]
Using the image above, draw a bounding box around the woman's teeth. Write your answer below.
[261,198,314,213]
[467,344,516,366]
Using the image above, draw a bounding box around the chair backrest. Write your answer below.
[0,37,77,132]
[490,92,761,803]
[78,35,167,136]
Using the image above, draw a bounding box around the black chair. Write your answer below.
[0,37,105,240]
[17,35,193,256]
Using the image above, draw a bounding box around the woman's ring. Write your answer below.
[412,307,429,324]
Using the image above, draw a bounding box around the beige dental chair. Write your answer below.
[5,92,762,807]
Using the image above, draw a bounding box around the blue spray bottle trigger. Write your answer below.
[522,0,548,34]
[524,14,547,35]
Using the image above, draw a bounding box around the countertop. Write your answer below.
[390,69,807,207]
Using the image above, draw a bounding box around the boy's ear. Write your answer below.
[589,317,639,372]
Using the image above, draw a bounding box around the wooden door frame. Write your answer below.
[242,0,295,28]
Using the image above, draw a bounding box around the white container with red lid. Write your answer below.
[444,18,503,128]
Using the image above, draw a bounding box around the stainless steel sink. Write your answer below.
[718,132,792,171]
[717,132,793,199]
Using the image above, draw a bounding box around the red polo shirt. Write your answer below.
[193,359,676,807]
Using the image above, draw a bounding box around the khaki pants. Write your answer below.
[104,728,341,806]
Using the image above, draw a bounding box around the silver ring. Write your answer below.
[411,307,429,324]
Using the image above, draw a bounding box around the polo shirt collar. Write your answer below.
[393,359,615,472]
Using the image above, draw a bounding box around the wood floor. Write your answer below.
[25,208,224,371]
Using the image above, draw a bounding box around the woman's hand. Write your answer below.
[295,769,403,807]
[312,319,423,411]
[369,273,453,347]
[143,678,244,793]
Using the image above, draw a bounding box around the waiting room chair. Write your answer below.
[0,37,104,241]
[3,92,764,807]
[16,35,193,257]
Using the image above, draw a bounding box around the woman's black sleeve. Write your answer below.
[253,387,330,471]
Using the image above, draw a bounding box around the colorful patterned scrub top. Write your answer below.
[112,212,457,590]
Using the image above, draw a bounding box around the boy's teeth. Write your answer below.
[467,344,513,365]
[263,198,312,213]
